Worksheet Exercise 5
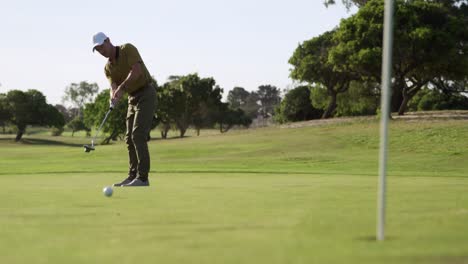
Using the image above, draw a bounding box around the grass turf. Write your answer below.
[0,118,467,263]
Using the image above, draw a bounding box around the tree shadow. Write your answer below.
[149,135,193,141]
[0,137,84,147]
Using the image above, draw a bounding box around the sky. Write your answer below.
[0,0,355,106]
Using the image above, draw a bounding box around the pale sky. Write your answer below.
[0,0,355,106]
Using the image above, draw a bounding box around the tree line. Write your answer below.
[0,74,282,142]
[284,0,467,120]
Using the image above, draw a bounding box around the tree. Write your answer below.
[67,117,90,137]
[163,74,223,138]
[310,81,380,117]
[290,30,357,118]
[323,0,368,10]
[83,89,128,144]
[192,84,224,136]
[47,104,66,136]
[0,93,11,133]
[217,103,252,133]
[257,85,281,118]
[227,87,250,109]
[62,81,99,117]
[5,90,65,141]
[336,81,380,116]
[395,0,468,114]
[54,104,74,123]
[330,0,468,115]
[275,86,322,123]
[241,92,261,119]
[155,83,175,139]
[429,0,468,94]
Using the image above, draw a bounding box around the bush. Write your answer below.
[50,127,64,136]
[275,86,322,123]
[411,88,468,111]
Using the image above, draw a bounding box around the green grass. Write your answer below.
[1,118,468,264]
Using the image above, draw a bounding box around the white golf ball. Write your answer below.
[103,186,113,197]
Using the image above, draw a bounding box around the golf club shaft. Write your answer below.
[91,109,112,144]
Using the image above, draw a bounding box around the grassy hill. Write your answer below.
[0,117,467,263]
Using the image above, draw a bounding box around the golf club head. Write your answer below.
[83,144,95,153]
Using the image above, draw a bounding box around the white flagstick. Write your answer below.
[378,0,395,241]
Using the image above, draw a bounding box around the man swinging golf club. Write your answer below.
[92,32,156,187]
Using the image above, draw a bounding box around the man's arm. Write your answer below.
[111,63,142,103]
[110,82,118,93]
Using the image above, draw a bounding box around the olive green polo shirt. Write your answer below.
[104,43,152,95]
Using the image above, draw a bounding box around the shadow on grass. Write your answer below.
[413,256,468,264]
[1,168,467,179]
[385,255,468,264]
[149,135,193,141]
[0,170,374,176]
[356,235,398,242]
[0,137,84,147]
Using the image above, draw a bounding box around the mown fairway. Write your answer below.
[0,118,467,264]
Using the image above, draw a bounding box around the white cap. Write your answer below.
[92,32,108,52]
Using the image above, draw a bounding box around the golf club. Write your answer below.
[84,102,114,153]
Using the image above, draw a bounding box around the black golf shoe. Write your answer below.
[113,177,135,187]
[123,178,150,187]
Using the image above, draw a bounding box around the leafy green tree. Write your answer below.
[290,30,356,118]
[163,74,223,138]
[62,81,99,117]
[227,87,250,109]
[430,1,468,94]
[242,92,261,119]
[324,0,467,10]
[275,86,322,123]
[330,0,468,115]
[227,88,261,119]
[54,104,74,123]
[257,85,282,118]
[324,0,368,10]
[0,93,10,133]
[155,83,175,139]
[193,85,224,136]
[83,89,128,144]
[146,77,160,141]
[217,103,252,133]
[47,105,67,136]
[309,84,329,113]
[67,117,90,137]
[5,90,64,141]
[396,0,468,114]
[165,76,195,138]
[310,81,380,117]
[335,81,380,116]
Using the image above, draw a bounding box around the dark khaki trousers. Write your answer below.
[125,84,156,180]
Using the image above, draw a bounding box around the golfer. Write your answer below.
[92,32,156,187]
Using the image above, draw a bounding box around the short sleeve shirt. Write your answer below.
[104,43,152,94]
